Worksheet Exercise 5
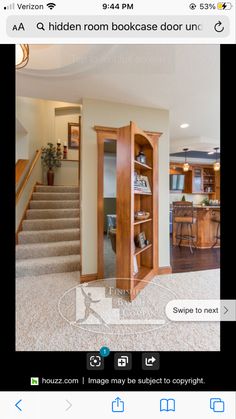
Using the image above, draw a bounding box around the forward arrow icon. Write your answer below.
[65,400,72,411]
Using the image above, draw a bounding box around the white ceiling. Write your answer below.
[16,44,220,151]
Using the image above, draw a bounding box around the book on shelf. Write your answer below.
[133,256,139,275]
[133,172,151,193]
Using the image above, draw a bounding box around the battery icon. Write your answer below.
[217,2,233,9]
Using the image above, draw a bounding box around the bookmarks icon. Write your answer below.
[160,398,176,412]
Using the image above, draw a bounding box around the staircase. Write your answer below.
[16,185,80,277]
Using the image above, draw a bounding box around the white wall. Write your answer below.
[16,97,47,161]
[42,160,79,186]
[16,98,81,188]
[54,108,80,161]
[81,98,170,275]
[16,99,81,230]
[104,153,116,198]
[16,97,81,161]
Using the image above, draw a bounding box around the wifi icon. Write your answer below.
[47,2,56,9]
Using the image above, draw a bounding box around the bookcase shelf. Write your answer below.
[134,243,152,256]
[133,218,152,225]
[134,160,152,171]
[134,191,152,195]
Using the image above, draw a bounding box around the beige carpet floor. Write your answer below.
[16,269,220,351]
[16,270,220,351]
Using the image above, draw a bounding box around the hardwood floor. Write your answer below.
[170,236,220,273]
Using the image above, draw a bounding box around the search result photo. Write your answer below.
[16,44,220,352]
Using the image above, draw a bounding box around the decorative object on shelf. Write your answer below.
[68,122,80,149]
[135,231,147,249]
[213,147,220,171]
[57,139,62,157]
[201,198,220,206]
[16,44,29,69]
[209,199,220,206]
[134,211,150,221]
[41,142,62,186]
[181,195,186,201]
[63,142,68,159]
[133,256,139,275]
[183,148,190,172]
[201,197,210,206]
[136,150,147,165]
[134,173,151,193]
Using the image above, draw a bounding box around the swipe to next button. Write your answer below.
[165,300,236,321]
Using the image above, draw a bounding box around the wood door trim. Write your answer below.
[96,127,118,279]
[158,266,172,275]
[80,273,98,282]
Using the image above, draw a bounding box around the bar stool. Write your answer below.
[109,228,117,253]
[211,211,220,248]
[173,201,197,254]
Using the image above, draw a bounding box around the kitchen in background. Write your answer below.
[169,149,220,273]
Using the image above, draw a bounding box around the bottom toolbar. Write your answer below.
[0,391,235,418]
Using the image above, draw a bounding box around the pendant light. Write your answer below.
[213,147,220,171]
[16,44,29,69]
[183,148,190,172]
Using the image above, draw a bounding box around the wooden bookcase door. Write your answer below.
[116,122,161,301]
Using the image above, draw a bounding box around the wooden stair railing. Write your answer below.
[16,149,41,204]
[16,159,29,186]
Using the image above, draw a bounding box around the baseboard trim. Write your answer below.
[158,266,172,275]
[80,273,98,283]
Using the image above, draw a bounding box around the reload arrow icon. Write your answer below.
[65,399,72,411]
[214,21,225,33]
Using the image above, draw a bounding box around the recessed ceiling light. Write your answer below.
[208,151,214,155]
[180,123,189,129]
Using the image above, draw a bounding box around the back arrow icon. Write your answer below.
[65,399,72,411]
[15,399,22,412]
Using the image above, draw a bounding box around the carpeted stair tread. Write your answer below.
[16,254,81,277]
[26,208,79,219]
[16,240,80,260]
[22,218,79,231]
[18,228,80,244]
[17,185,81,277]
[35,186,79,193]
[32,192,79,201]
[30,200,80,209]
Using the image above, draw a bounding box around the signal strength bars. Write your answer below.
[4,3,15,9]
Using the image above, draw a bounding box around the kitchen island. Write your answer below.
[172,205,220,249]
